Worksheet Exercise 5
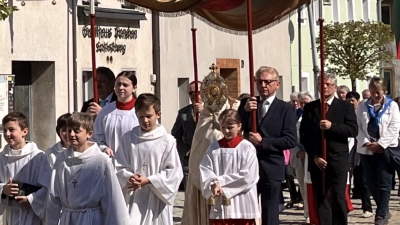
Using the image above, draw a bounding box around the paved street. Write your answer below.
[173,189,400,225]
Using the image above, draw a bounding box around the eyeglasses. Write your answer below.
[318,83,335,88]
[255,79,278,85]
[188,91,197,95]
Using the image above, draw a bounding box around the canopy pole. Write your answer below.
[318,0,327,195]
[246,0,257,132]
[191,14,199,122]
[90,0,98,104]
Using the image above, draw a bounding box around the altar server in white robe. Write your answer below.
[45,113,71,169]
[0,112,52,225]
[115,93,183,225]
[92,71,139,156]
[200,109,260,225]
[45,112,131,225]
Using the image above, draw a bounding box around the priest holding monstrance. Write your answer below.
[181,64,240,225]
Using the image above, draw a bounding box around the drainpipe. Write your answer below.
[72,0,78,111]
[152,10,161,121]
[377,0,384,77]
[298,8,302,92]
[308,2,320,99]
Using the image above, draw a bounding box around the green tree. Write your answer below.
[317,21,394,91]
[0,0,18,21]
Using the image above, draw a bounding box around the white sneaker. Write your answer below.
[361,211,374,218]
[305,217,310,224]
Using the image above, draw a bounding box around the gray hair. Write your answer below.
[318,73,337,85]
[298,91,314,101]
[362,89,370,94]
[290,92,299,100]
[255,66,279,80]
[338,85,350,92]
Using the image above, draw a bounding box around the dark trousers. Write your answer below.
[361,153,393,218]
[258,175,281,225]
[352,162,372,212]
[309,152,348,225]
[285,165,299,202]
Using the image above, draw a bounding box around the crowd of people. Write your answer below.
[0,65,398,225]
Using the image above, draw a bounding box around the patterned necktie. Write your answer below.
[325,103,329,115]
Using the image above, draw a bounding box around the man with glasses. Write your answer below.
[300,74,358,225]
[238,66,297,225]
[171,81,203,190]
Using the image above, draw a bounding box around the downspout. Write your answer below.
[298,8,302,92]
[152,10,161,121]
[308,2,320,99]
[377,0,384,77]
[72,0,78,111]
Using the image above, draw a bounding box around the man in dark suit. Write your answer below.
[81,67,117,115]
[171,81,203,190]
[300,74,358,225]
[238,66,297,225]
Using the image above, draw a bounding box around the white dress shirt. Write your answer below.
[259,94,276,120]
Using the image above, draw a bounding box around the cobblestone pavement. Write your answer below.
[173,189,400,225]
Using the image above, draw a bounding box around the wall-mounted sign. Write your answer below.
[82,25,137,55]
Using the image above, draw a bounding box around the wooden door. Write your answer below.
[216,58,241,98]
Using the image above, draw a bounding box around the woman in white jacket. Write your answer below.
[356,77,400,225]
[289,91,313,224]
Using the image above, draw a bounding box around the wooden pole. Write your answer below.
[318,0,327,194]
[191,14,199,122]
[90,0,98,104]
[246,0,257,132]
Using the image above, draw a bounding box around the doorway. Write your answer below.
[12,61,56,149]
[216,58,241,98]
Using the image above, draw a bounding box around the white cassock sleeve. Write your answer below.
[45,169,62,225]
[147,139,183,205]
[199,145,218,199]
[115,135,135,190]
[101,159,131,225]
[28,154,52,219]
[92,110,107,147]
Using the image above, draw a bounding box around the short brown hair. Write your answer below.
[2,112,29,130]
[67,112,94,132]
[135,93,161,113]
[218,109,241,125]
[369,76,386,92]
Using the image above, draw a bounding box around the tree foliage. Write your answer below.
[317,21,394,91]
[0,0,18,21]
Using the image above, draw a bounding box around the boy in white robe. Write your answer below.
[200,109,260,225]
[45,113,71,169]
[115,93,183,225]
[45,112,131,225]
[0,112,52,225]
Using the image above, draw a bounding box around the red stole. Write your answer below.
[218,135,243,148]
[116,97,136,110]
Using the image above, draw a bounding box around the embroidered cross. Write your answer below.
[72,180,77,188]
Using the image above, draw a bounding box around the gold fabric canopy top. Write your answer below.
[125,0,310,31]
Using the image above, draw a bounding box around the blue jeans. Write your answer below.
[361,152,394,218]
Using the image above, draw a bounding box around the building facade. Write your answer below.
[0,0,293,149]
[290,0,379,96]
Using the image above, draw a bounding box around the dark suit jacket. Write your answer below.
[80,92,118,112]
[171,104,197,168]
[299,98,358,172]
[238,96,297,181]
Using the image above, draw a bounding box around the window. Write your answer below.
[332,0,340,22]
[314,0,320,25]
[178,78,189,108]
[383,69,394,97]
[363,0,370,21]
[323,0,332,5]
[381,5,391,25]
[347,0,355,21]
[297,7,307,24]
[82,70,93,102]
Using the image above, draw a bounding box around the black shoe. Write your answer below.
[375,216,387,225]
